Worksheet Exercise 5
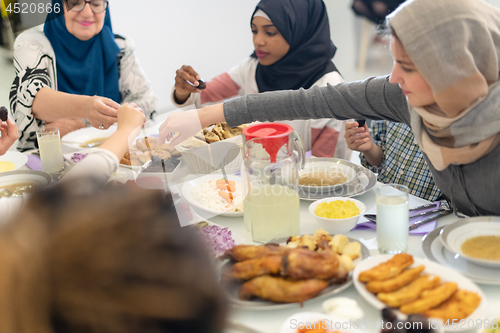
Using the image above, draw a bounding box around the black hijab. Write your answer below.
[251,0,338,93]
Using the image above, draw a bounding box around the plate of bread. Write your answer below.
[353,254,486,331]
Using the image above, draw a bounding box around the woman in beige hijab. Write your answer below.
[159,0,500,216]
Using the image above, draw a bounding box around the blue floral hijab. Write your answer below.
[44,0,121,103]
[251,0,338,93]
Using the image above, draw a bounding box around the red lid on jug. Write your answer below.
[243,123,293,163]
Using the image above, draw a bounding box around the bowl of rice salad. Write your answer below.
[181,174,244,217]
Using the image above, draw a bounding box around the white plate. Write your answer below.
[280,312,365,333]
[62,126,116,150]
[298,158,358,193]
[422,226,500,285]
[353,254,487,332]
[0,151,28,172]
[440,217,500,268]
[182,174,243,217]
[299,164,376,201]
[222,237,370,310]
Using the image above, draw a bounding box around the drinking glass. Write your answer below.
[36,126,65,174]
[376,184,409,254]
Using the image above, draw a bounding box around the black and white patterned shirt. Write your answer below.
[9,30,157,151]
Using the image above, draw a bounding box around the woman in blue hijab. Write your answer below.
[10,0,157,151]
[170,0,351,159]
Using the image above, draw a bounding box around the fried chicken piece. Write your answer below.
[221,244,287,262]
[222,255,282,281]
[358,253,414,282]
[238,275,328,303]
[366,265,425,293]
[281,247,339,280]
[377,274,441,307]
[400,282,458,314]
[423,289,481,321]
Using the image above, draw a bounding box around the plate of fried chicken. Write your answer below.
[219,229,369,310]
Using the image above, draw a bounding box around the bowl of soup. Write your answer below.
[0,171,53,197]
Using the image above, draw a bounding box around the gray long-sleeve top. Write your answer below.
[224,75,499,216]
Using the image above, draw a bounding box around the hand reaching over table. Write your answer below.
[86,96,120,130]
[158,104,226,146]
[99,103,146,160]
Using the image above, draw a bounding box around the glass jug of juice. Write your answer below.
[242,123,305,243]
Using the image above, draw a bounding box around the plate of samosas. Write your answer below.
[219,229,369,310]
[353,254,487,332]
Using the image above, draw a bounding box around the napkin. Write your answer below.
[353,201,442,235]
[26,155,42,171]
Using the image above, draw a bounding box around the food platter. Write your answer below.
[0,151,28,172]
[221,237,369,310]
[422,226,500,285]
[61,126,116,150]
[298,160,376,201]
[439,216,500,268]
[181,174,244,217]
[352,254,487,332]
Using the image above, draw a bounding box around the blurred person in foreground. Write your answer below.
[0,181,226,333]
[159,0,500,217]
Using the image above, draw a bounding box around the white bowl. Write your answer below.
[0,170,53,197]
[309,197,365,234]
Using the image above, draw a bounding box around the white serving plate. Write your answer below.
[422,226,500,285]
[181,174,243,217]
[62,126,116,150]
[353,254,487,332]
[440,216,500,268]
[0,151,28,172]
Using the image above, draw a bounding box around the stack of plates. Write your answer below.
[422,216,500,285]
[297,158,376,201]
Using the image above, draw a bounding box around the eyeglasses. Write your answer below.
[66,0,109,14]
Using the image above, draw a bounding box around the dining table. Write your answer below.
[17,112,500,333]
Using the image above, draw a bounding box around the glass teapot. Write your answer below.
[242,123,305,242]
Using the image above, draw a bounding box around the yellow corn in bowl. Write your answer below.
[309,197,366,234]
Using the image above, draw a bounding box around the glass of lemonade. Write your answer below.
[36,126,65,174]
[376,184,409,254]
